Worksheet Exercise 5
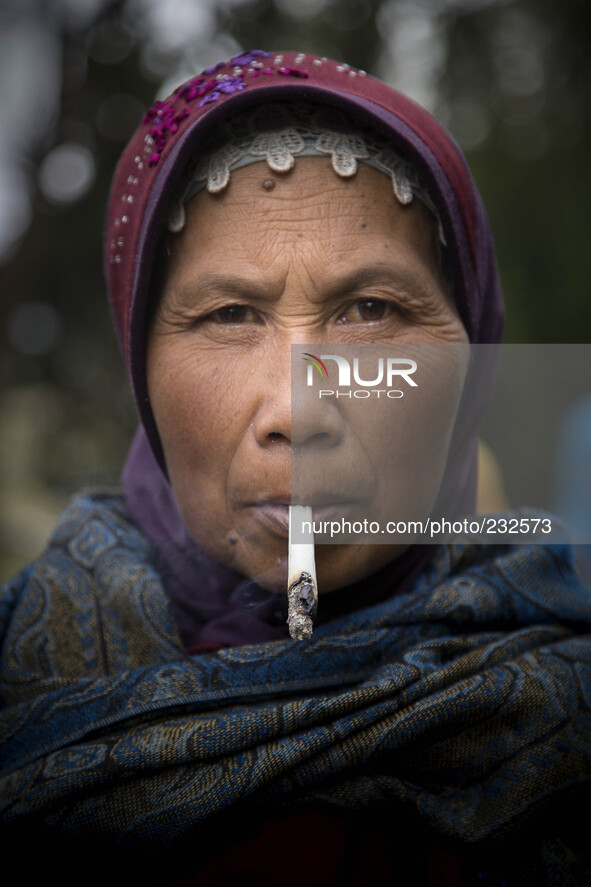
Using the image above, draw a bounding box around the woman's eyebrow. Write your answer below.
[172,273,283,305]
[323,264,440,302]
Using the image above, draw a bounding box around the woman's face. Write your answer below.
[147,157,469,592]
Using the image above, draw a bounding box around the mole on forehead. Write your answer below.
[181,162,420,236]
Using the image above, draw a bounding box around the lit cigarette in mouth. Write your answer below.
[287,505,318,640]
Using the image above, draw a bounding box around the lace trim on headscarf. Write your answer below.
[166,104,446,245]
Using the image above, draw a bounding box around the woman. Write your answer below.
[1,50,590,885]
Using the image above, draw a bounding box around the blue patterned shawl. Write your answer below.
[1,491,591,881]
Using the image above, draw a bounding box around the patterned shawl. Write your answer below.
[2,491,590,884]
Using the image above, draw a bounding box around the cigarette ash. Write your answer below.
[287,571,317,640]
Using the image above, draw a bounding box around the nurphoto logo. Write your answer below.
[303,353,418,398]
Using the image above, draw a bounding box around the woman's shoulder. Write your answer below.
[43,486,151,557]
[2,489,153,609]
[0,489,184,699]
[5,487,152,575]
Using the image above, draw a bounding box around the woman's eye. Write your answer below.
[213,305,253,324]
[338,299,390,323]
[356,299,387,321]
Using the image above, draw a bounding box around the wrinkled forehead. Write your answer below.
[161,157,450,311]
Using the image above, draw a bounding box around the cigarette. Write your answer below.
[287,505,318,640]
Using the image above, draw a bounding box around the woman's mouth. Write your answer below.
[252,503,290,537]
[251,499,359,539]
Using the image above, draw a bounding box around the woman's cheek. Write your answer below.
[150,342,235,461]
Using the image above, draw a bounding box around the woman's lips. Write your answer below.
[251,500,359,539]
[252,503,290,537]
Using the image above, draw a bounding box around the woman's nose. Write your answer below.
[252,344,345,449]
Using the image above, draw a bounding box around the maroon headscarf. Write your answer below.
[105,50,504,649]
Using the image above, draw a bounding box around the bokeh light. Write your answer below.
[38,143,96,205]
[6,301,62,356]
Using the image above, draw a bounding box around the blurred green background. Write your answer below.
[1,0,590,580]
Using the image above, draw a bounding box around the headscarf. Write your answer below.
[104,50,505,648]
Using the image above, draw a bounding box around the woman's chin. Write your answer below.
[314,543,407,593]
[235,542,406,596]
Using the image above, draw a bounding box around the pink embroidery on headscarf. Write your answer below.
[142,51,310,165]
[278,67,309,78]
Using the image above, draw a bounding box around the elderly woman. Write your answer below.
[2,50,590,885]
